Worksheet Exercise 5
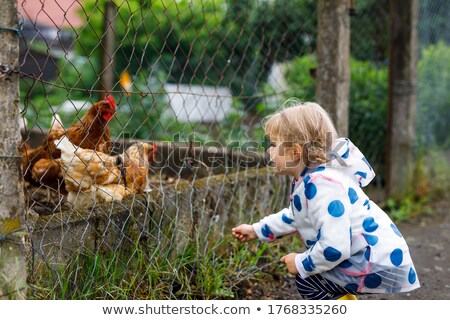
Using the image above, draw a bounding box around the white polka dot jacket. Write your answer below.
[253,138,420,294]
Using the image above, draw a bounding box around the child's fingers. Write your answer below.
[232,227,242,234]
[232,229,246,241]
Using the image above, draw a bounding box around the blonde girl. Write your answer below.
[232,101,420,300]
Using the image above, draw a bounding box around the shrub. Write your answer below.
[417,41,450,148]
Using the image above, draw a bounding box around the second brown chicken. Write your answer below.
[55,135,157,209]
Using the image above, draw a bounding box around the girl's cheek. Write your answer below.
[268,148,275,161]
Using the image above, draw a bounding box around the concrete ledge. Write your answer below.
[29,167,289,268]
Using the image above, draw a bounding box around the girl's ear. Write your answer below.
[293,143,303,161]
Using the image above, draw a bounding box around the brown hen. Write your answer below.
[55,135,157,209]
[22,95,116,189]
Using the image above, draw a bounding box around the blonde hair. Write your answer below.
[263,100,339,166]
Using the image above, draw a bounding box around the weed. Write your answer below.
[28,233,301,300]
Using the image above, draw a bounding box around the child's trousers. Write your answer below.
[295,274,358,300]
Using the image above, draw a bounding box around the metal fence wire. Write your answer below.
[18,0,317,299]
[8,0,448,299]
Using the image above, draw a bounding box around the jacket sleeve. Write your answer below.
[295,174,352,278]
[252,207,298,242]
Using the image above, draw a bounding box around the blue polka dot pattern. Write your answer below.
[391,224,403,238]
[304,182,317,200]
[323,246,342,262]
[293,195,302,211]
[390,248,403,266]
[303,175,311,184]
[308,256,316,269]
[355,171,367,187]
[344,283,358,292]
[306,240,316,247]
[339,260,352,268]
[300,167,308,177]
[364,274,382,288]
[302,257,314,272]
[363,233,379,246]
[328,200,345,217]
[362,157,373,171]
[364,247,371,261]
[363,199,371,210]
[355,171,368,179]
[348,188,359,204]
[342,147,350,159]
[312,166,325,173]
[350,227,353,245]
[317,229,321,240]
[282,213,294,224]
[408,268,417,284]
[362,217,379,232]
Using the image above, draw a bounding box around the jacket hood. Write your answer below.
[325,138,375,187]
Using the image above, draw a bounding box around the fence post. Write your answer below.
[99,0,117,99]
[386,0,418,200]
[0,0,27,299]
[316,0,351,137]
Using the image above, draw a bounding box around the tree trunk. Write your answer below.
[0,0,27,299]
[386,0,418,200]
[316,0,351,137]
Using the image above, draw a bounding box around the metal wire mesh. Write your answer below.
[5,0,447,299]
[347,0,449,191]
[17,0,315,299]
[414,0,450,197]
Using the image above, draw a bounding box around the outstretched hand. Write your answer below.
[280,253,299,275]
[232,224,257,242]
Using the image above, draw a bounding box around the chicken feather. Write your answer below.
[55,135,157,208]
[22,96,116,189]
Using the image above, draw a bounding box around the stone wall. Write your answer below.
[28,167,290,269]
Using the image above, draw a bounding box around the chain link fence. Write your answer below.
[415,0,450,199]
[2,0,447,299]
[17,0,316,299]
[347,0,449,197]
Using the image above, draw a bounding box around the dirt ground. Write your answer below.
[240,198,450,300]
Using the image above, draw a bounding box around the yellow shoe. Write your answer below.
[337,294,358,300]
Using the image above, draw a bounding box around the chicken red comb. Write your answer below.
[104,95,116,110]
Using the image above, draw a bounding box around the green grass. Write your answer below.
[28,235,302,300]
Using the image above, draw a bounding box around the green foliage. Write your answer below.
[108,71,169,141]
[22,0,319,134]
[76,0,232,87]
[421,149,450,196]
[385,196,432,222]
[350,0,390,62]
[20,78,67,131]
[29,235,298,300]
[418,0,450,47]
[284,54,317,101]
[417,41,450,148]
[348,60,388,179]
[71,0,318,112]
[249,0,316,62]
